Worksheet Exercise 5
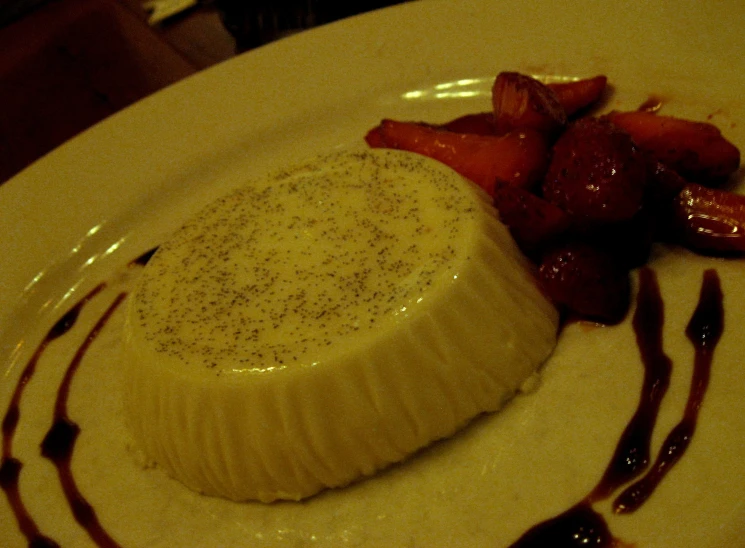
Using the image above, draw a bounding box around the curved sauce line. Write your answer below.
[510,268,724,547]
[614,269,723,513]
[0,253,728,548]
[1,283,105,548]
[40,293,127,548]
[509,267,666,547]
[588,267,672,503]
[1,248,155,546]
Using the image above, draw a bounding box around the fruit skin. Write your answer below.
[492,72,567,137]
[365,119,549,195]
[604,110,741,184]
[645,157,687,208]
[537,241,631,325]
[433,75,608,134]
[440,112,497,135]
[492,185,570,253]
[671,183,745,255]
[547,76,608,118]
[542,117,648,226]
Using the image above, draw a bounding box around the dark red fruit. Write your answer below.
[547,75,608,118]
[440,112,497,135]
[645,157,687,207]
[492,72,567,137]
[538,242,631,324]
[366,119,549,195]
[604,110,740,184]
[542,117,648,226]
[576,211,655,269]
[671,183,745,255]
[493,185,570,252]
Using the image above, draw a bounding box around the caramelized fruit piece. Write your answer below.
[547,75,608,118]
[492,185,570,253]
[366,119,548,195]
[492,72,567,137]
[645,157,688,207]
[671,183,745,254]
[440,112,497,135]
[364,125,387,147]
[576,211,655,269]
[542,117,648,225]
[604,110,740,184]
[538,241,631,324]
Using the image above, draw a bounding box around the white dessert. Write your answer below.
[122,149,558,502]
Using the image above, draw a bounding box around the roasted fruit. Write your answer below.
[604,110,740,184]
[366,119,549,195]
[538,241,631,324]
[671,183,745,254]
[577,211,655,269]
[440,112,497,135]
[542,117,648,225]
[645,157,688,208]
[492,185,570,253]
[547,75,608,118]
[364,125,387,147]
[492,72,567,137]
[365,69,743,325]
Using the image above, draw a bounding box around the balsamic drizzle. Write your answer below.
[1,283,105,548]
[613,269,723,513]
[0,260,729,548]
[510,268,725,547]
[40,293,126,548]
[589,267,672,503]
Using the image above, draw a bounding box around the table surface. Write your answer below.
[0,0,409,185]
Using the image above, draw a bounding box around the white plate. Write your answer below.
[2,1,745,546]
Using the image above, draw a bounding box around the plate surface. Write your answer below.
[2,1,745,546]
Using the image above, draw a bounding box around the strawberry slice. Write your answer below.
[604,110,740,184]
[364,125,387,148]
[366,119,549,195]
[492,72,567,137]
[671,183,745,254]
[542,117,648,225]
[538,241,631,324]
[547,75,608,118]
[645,157,687,207]
[440,112,497,135]
[492,185,570,253]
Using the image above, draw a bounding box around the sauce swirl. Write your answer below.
[613,269,723,513]
[0,261,728,547]
[510,268,724,547]
[1,284,105,548]
[40,293,126,548]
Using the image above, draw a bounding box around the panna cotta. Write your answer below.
[123,149,558,502]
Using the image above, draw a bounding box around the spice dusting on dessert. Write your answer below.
[123,148,558,502]
[2,69,742,548]
[133,152,479,371]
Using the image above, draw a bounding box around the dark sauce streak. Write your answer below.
[41,292,127,548]
[510,267,665,547]
[508,501,623,548]
[511,268,723,548]
[1,284,105,548]
[0,254,728,548]
[614,269,723,513]
[128,246,158,267]
[589,267,672,502]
